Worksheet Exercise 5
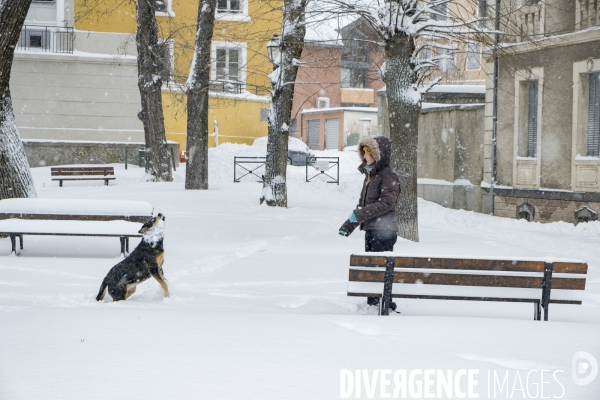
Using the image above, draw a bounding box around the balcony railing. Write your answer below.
[518,5,543,39]
[17,25,74,54]
[209,80,244,94]
[578,0,600,29]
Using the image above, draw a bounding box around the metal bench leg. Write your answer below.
[126,237,130,254]
[105,179,109,186]
[59,180,63,187]
[18,235,23,250]
[9,234,16,255]
[120,237,126,257]
[541,262,554,321]
[380,257,395,316]
[534,302,541,321]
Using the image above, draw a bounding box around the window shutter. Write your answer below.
[588,73,600,157]
[527,80,538,158]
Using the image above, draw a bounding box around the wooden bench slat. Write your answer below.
[51,167,114,171]
[51,177,116,181]
[0,213,149,223]
[0,231,141,238]
[346,292,583,305]
[349,270,586,290]
[350,255,588,274]
[552,262,588,274]
[52,172,115,176]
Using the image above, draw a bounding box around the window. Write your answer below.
[154,1,166,12]
[211,42,246,93]
[526,80,539,157]
[218,0,242,13]
[216,48,240,82]
[260,108,269,122]
[436,46,456,72]
[513,68,543,188]
[341,38,370,88]
[588,72,600,156]
[430,1,448,21]
[466,42,481,70]
[418,44,432,61]
[156,40,174,84]
[478,0,487,28]
[341,68,369,88]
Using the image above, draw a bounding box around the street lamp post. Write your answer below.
[267,33,281,68]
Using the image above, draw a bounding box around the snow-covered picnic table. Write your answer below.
[0,198,153,256]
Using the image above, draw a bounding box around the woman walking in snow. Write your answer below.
[339,135,400,309]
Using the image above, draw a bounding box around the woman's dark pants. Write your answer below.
[365,229,397,307]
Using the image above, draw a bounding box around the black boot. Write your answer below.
[367,297,380,306]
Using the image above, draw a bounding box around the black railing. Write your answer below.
[17,25,74,54]
[210,80,244,94]
[234,157,265,183]
[306,157,340,185]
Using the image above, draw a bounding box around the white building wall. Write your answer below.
[11,53,144,142]
[12,0,144,143]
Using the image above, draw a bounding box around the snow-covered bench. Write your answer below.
[348,254,588,320]
[0,198,153,256]
[51,166,115,187]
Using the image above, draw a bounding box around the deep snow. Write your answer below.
[0,144,599,399]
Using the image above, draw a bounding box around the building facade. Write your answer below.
[11,0,281,151]
[291,17,385,149]
[484,0,600,223]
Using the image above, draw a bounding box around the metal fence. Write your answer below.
[17,25,74,54]
[234,157,265,183]
[306,157,339,185]
[234,156,340,185]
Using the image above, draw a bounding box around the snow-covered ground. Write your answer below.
[1,144,599,399]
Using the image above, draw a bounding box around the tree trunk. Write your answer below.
[0,0,37,200]
[261,0,308,207]
[136,0,173,182]
[383,34,420,242]
[185,0,217,190]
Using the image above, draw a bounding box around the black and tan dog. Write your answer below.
[96,213,169,302]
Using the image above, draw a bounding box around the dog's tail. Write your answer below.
[96,278,108,301]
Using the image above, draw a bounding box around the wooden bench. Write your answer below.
[348,254,588,320]
[51,166,116,187]
[0,198,153,256]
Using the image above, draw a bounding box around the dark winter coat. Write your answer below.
[354,136,400,232]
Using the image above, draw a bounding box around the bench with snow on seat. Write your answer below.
[0,198,153,256]
[51,166,115,187]
[348,253,587,320]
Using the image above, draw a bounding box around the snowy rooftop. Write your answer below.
[300,107,378,114]
[379,85,485,94]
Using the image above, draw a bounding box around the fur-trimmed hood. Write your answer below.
[358,136,392,173]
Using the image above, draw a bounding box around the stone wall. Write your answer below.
[379,95,486,212]
[490,187,600,223]
[23,140,180,168]
[494,196,600,224]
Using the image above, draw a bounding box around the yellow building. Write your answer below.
[75,0,282,150]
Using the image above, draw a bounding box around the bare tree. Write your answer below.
[136,0,173,182]
[324,0,483,242]
[0,0,37,200]
[185,0,218,190]
[261,0,310,207]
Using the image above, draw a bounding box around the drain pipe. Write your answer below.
[489,0,500,215]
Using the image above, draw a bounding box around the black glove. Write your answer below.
[339,219,359,237]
